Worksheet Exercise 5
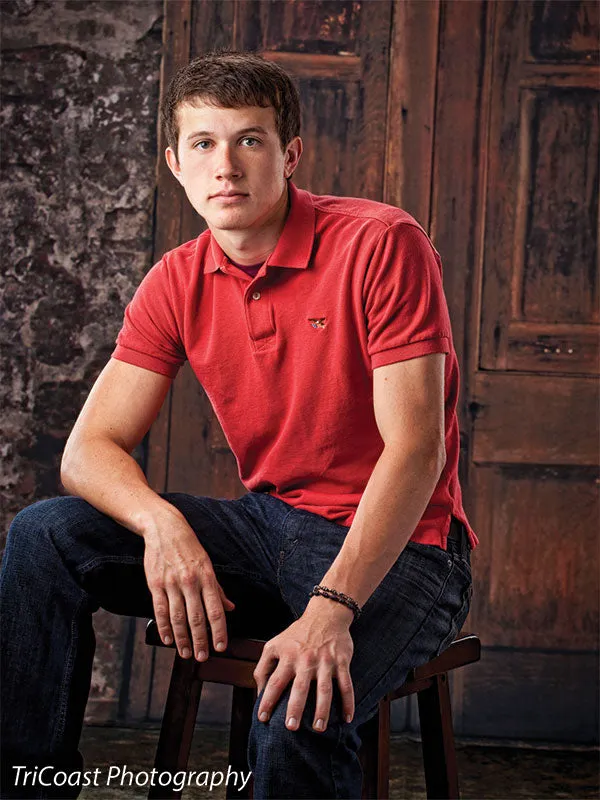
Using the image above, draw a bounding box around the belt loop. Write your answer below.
[449,516,470,558]
[461,524,470,558]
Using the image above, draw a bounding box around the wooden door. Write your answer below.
[433,0,599,743]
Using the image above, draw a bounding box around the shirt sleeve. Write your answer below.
[363,223,452,369]
[112,257,186,378]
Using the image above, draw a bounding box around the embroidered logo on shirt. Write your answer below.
[308,318,327,329]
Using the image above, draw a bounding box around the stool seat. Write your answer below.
[145,620,479,693]
[145,621,480,799]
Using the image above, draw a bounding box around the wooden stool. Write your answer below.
[145,623,480,800]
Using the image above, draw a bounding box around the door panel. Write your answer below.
[458,0,600,743]
[470,464,598,651]
[471,373,598,466]
[479,1,599,373]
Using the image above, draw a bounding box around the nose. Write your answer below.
[215,143,242,181]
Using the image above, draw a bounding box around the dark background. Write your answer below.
[1,0,164,716]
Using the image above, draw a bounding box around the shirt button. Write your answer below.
[252,291,261,301]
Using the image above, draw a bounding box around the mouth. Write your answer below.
[210,192,249,200]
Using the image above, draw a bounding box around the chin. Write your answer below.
[209,219,250,232]
[208,210,256,231]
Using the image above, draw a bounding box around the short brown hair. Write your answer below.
[161,50,301,159]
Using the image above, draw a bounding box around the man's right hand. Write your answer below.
[142,506,236,660]
[61,360,236,662]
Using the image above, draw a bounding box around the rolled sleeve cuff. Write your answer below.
[111,345,181,379]
[370,336,450,369]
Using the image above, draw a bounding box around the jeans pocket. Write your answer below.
[452,552,472,584]
[435,568,473,656]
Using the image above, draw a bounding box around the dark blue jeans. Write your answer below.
[0,491,472,799]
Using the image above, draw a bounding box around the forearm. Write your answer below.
[61,437,183,537]
[310,444,445,610]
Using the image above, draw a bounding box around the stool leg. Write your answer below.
[359,709,379,800]
[359,696,390,800]
[417,673,459,800]
[377,697,391,800]
[226,686,256,800]
[149,654,204,800]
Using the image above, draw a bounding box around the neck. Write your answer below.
[210,184,290,266]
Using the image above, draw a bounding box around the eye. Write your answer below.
[240,136,259,147]
[193,140,212,151]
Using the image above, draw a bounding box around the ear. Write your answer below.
[284,136,303,179]
[165,147,184,185]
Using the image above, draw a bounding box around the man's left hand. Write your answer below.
[253,598,355,733]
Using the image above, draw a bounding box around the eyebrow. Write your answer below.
[185,126,270,142]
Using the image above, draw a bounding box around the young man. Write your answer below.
[0,51,477,799]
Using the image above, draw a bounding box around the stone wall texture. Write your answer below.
[1,0,164,721]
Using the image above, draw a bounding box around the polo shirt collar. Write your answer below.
[204,181,315,274]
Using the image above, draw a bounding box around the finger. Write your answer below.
[257,661,294,723]
[200,581,229,653]
[284,666,313,731]
[218,583,236,611]
[180,586,210,661]
[166,588,194,659]
[151,588,173,646]
[312,663,334,733]
[253,646,278,696]
[336,662,355,724]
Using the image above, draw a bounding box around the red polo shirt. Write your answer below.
[113,182,478,550]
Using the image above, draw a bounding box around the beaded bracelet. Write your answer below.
[309,584,362,620]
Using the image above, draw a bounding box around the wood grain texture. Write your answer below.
[506,321,599,373]
[145,0,192,497]
[164,0,241,501]
[479,0,599,372]
[167,363,245,498]
[125,618,155,722]
[232,0,360,55]
[468,464,599,651]
[514,89,598,328]
[429,0,487,435]
[128,0,194,724]
[257,0,361,55]
[354,1,393,200]
[462,9,600,741]
[384,0,439,228]
[528,0,600,64]
[471,372,600,466]
[263,51,361,80]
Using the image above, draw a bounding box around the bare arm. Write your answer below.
[254,352,447,732]
[61,358,174,531]
[61,358,235,660]
[309,351,447,607]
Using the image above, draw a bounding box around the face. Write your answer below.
[165,101,302,233]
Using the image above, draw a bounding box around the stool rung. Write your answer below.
[196,658,257,689]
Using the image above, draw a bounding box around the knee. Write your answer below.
[5,496,91,563]
[247,688,359,798]
[248,687,296,768]
[248,685,342,766]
